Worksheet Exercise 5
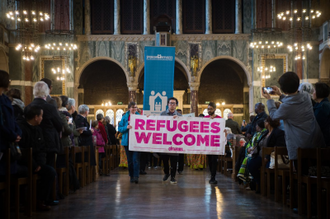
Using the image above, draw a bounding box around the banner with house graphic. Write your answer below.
[143,46,175,115]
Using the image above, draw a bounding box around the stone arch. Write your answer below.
[135,57,191,84]
[0,49,9,72]
[320,45,330,80]
[75,56,128,85]
[198,56,251,86]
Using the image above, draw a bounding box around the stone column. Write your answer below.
[205,0,212,34]
[176,0,182,34]
[143,0,150,35]
[235,0,242,34]
[84,0,91,34]
[114,0,121,35]
[271,0,276,28]
[189,83,199,117]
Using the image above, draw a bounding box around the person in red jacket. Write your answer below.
[96,114,108,145]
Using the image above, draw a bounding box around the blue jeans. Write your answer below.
[124,146,140,178]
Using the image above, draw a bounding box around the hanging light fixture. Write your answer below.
[6,0,50,61]
[43,1,78,52]
[277,0,321,62]
[50,56,72,81]
[258,65,276,80]
[250,28,284,51]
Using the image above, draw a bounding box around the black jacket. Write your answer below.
[28,98,62,153]
[17,120,47,170]
[225,119,242,134]
[75,114,96,166]
[106,123,117,145]
[266,127,286,148]
[247,111,268,136]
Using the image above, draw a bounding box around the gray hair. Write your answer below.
[33,81,49,98]
[78,104,89,114]
[227,112,234,118]
[104,116,110,123]
[67,98,75,110]
[298,82,314,96]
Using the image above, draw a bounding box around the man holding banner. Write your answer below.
[160,97,181,184]
[204,102,222,184]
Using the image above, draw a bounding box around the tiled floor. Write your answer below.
[28,167,302,219]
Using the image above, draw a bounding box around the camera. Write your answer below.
[263,87,274,94]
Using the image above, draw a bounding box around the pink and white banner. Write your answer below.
[128,115,226,155]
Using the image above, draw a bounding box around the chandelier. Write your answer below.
[277,0,321,61]
[6,0,50,61]
[258,65,276,80]
[250,28,284,50]
[50,56,72,81]
[43,1,77,52]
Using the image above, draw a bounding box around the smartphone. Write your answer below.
[263,87,274,94]
[68,118,73,123]
[243,120,245,123]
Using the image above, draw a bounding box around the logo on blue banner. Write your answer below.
[143,47,175,115]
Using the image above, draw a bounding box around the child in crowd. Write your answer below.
[91,120,106,175]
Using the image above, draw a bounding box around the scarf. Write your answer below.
[12,98,25,111]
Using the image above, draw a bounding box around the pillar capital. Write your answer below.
[127,82,138,91]
[189,82,200,91]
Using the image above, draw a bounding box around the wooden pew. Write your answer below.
[71,146,84,187]
[273,147,290,204]
[55,147,70,196]
[261,147,274,197]
[0,149,10,219]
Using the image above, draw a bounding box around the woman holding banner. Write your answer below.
[118,102,140,184]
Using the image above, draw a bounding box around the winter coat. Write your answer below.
[17,119,47,171]
[92,128,105,153]
[28,98,62,153]
[118,111,140,147]
[0,94,22,175]
[313,97,330,146]
[267,91,325,160]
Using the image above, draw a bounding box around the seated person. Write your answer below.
[17,105,56,211]
[237,121,268,191]
[246,116,286,193]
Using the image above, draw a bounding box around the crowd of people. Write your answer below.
[236,72,329,195]
[1,69,330,214]
[0,70,117,211]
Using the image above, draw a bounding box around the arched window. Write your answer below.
[106,109,115,125]
[95,109,104,119]
[203,109,208,116]
[116,109,124,130]
[215,109,222,117]
[223,109,232,120]
[150,0,176,34]
[182,0,205,34]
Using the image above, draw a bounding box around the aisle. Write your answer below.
[29,167,301,219]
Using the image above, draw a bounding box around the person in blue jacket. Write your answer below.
[312,82,330,147]
[118,101,140,184]
[0,70,22,176]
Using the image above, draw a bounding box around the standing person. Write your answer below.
[0,70,22,177]
[204,102,222,184]
[262,72,325,162]
[160,97,181,184]
[75,105,96,167]
[6,88,24,120]
[312,82,330,146]
[66,98,82,146]
[225,112,242,134]
[17,105,56,210]
[118,102,140,184]
[96,114,108,145]
[246,103,268,138]
[104,116,116,145]
[28,81,62,167]
[40,78,57,108]
[91,121,106,175]
[241,115,255,134]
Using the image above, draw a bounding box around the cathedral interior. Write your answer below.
[0,0,330,124]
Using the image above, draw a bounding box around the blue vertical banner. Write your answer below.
[143,46,175,115]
